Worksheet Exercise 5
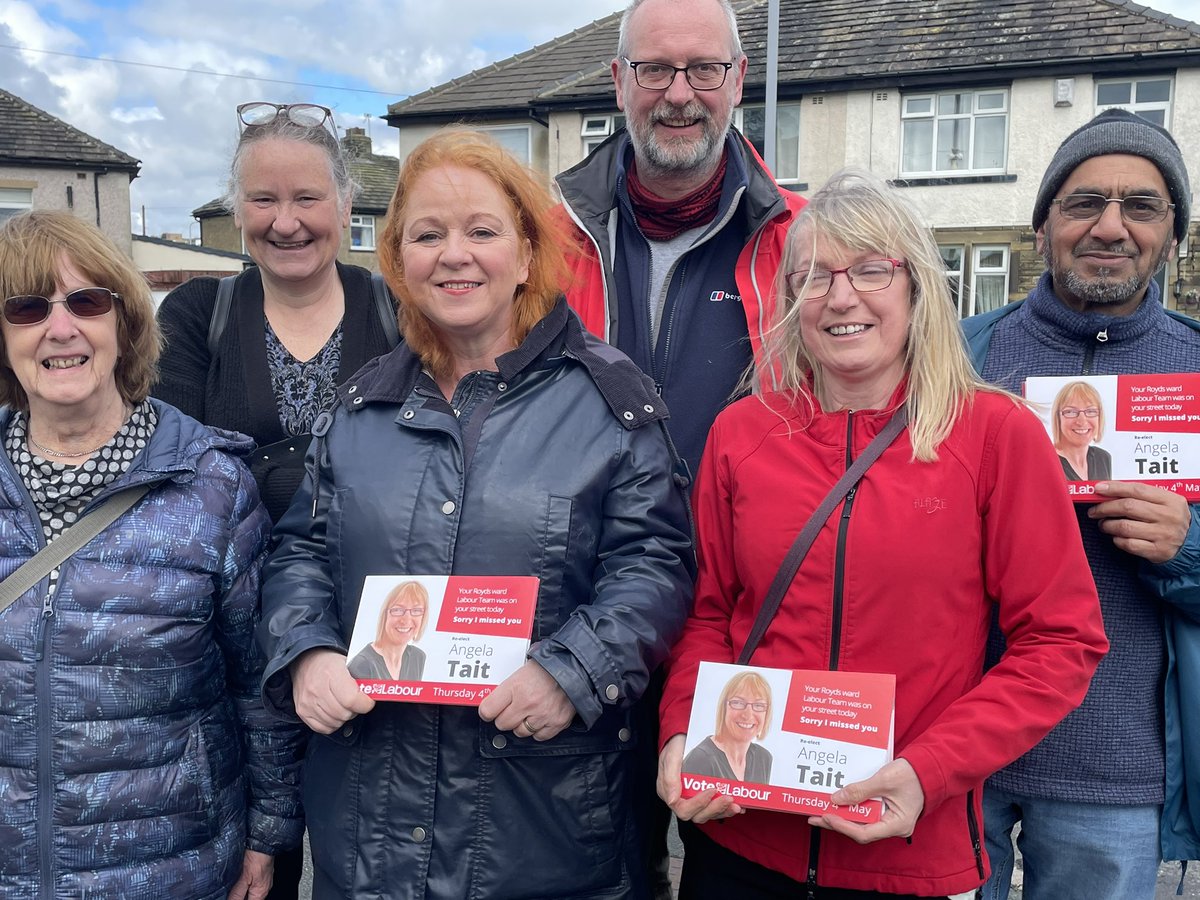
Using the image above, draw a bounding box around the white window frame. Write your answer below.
[734,103,802,185]
[939,244,965,316]
[582,113,626,155]
[476,124,532,164]
[1095,76,1172,127]
[350,214,376,251]
[900,89,1009,177]
[0,188,32,224]
[969,245,1009,317]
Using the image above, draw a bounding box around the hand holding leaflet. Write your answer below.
[807,758,925,844]
[1090,480,1192,563]
[657,733,745,823]
[291,648,376,733]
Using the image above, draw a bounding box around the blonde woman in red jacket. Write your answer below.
[657,169,1109,900]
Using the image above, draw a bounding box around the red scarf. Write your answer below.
[626,154,728,241]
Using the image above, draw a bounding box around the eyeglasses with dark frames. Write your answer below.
[237,102,335,131]
[726,698,769,713]
[785,258,907,301]
[621,58,734,91]
[3,288,120,326]
[1051,193,1174,224]
[1059,407,1101,419]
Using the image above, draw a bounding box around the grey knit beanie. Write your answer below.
[1032,108,1191,243]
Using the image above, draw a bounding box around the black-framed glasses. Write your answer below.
[786,258,907,300]
[386,607,426,617]
[621,58,734,91]
[237,101,334,131]
[1059,407,1101,419]
[3,288,119,326]
[726,698,768,713]
[1052,193,1174,224]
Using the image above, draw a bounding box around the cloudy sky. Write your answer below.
[4,0,1200,240]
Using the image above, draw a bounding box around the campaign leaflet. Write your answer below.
[346,575,538,706]
[680,662,895,824]
[1024,373,1200,502]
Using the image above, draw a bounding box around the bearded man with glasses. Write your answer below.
[964,108,1200,899]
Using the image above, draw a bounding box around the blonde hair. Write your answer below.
[378,130,568,380]
[0,211,161,411]
[760,168,1006,461]
[1051,381,1105,445]
[375,581,430,645]
[714,671,772,741]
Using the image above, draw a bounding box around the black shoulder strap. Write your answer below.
[736,404,909,665]
[371,273,401,349]
[207,275,237,357]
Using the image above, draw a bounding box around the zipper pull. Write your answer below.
[1096,328,1109,343]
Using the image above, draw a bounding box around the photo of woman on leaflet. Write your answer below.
[683,671,774,784]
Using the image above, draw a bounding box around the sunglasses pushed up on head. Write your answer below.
[2,288,119,326]
[236,101,335,131]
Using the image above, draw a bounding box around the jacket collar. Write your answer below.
[1025,271,1168,345]
[0,399,255,486]
[556,127,789,238]
[337,297,667,431]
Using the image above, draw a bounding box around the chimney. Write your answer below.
[342,127,372,157]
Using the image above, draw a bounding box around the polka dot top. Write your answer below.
[4,400,157,596]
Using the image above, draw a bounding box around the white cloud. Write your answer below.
[6,0,1199,239]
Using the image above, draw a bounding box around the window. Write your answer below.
[734,103,802,183]
[350,215,376,251]
[0,188,32,224]
[582,114,625,155]
[940,243,1009,317]
[940,245,964,313]
[1096,77,1171,127]
[901,90,1008,176]
[971,246,1009,316]
[476,125,531,164]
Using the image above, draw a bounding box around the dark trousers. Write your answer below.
[265,843,304,900]
[677,820,949,900]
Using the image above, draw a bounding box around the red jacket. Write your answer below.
[660,389,1107,896]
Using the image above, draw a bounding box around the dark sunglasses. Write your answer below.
[3,288,119,326]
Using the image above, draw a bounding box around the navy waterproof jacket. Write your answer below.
[0,400,304,900]
[258,299,695,899]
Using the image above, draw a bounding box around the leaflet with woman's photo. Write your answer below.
[1024,373,1200,501]
[680,662,895,823]
[346,575,538,706]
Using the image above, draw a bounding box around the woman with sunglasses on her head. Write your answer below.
[656,170,1109,899]
[0,211,302,900]
[155,104,396,897]
[155,101,398,524]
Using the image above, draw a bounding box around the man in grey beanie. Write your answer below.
[963,108,1200,899]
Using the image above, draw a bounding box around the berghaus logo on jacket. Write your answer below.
[709,290,743,303]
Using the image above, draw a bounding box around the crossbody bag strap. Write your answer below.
[207,275,238,358]
[736,404,909,665]
[371,273,401,349]
[0,484,152,616]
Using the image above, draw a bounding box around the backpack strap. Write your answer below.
[207,275,238,357]
[371,273,401,349]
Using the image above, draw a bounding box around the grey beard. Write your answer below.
[1042,240,1171,307]
[628,103,732,176]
